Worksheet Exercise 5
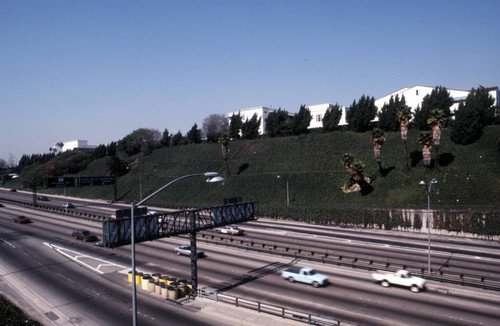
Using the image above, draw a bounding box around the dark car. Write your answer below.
[13,216,32,224]
[37,196,49,201]
[0,202,4,207]
[72,229,98,242]
[10,188,16,192]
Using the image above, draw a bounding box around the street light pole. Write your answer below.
[130,172,223,326]
[419,178,437,275]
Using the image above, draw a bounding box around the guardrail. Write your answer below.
[197,233,500,291]
[0,197,108,221]
[197,287,351,326]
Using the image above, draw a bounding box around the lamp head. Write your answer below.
[204,172,224,183]
[430,179,438,184]
[418,180,426,187]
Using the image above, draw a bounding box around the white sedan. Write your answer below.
[174,245,205,257]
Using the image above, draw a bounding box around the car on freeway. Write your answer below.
[61,202,74,208]
[174,245,204,257]
[72,229,98,242]
[0,202,4,207]
[215,225,244,235]
[12,216,32,224]
[10,188,16,192]
[37,196,49,201]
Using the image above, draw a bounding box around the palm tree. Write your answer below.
[341,153,366,192]
[397,106,412,170]
[427,109,446,168]
[371,128,386,175]
[417,131,433,168]
[218,134,231,175]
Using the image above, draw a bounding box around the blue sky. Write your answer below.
[1,0,499,162]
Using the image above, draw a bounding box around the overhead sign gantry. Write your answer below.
[101,202,255,248]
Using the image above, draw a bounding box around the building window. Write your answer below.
[316,114,322,122]
[416,90,419,96]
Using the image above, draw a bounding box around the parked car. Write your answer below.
[215,225,243,235]
[37,196,49,201]
[281,267,329,287]
[174,245,204,257]
[12,216,32,224]
[372,270,426,293]
[72,229,98,242]
[61,202,74,208]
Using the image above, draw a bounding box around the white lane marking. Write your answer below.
[0,237,15,248]
[43,242,127,274]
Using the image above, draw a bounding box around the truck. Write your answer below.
[372,270,426,293]
[281,267,329,287]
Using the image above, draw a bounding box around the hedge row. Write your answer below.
[259,205,499,237]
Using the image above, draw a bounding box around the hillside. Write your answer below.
[16,125,499,219]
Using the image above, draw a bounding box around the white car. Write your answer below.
[216,225,243,235]
[174,245,204,257]
[61,202,74,208]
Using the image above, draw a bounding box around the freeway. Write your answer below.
[1,194,500,325]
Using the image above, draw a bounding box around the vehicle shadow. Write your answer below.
[218,259,298,293]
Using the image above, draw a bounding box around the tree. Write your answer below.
[451,87,496,145]
[161,129,171,147]
[417,131,433,168]
[378,95,406,131]
[397,105,413,170]
[427,109,446,166]
[202,114,229,143]
[241,113,261,139]
[346,95,377,132]
[118,128,162,156]
[414,86,453,130]
[106,156,128,177]
[218,133,231,175]
[229,113,243,139]
[187,123,202,144]
[371,128,386,175]
[107,142,117,156]
[322,104,342,132]
[171,131,185,147]
[293,105,312,135]
[265,109,293,137]
[93,144,107,159]
[341,153,368,193]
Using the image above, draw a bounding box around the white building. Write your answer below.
[375,85,499,114]
[227,106,277,135]
[60,140,97,152]
[306,103,348,129]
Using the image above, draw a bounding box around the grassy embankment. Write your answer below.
[17,125,498,220]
